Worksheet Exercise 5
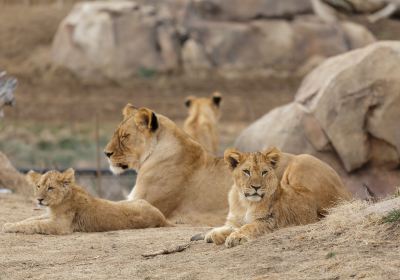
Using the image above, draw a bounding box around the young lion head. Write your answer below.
[224,147,281,202]
[26,168,75,207]
[104,104,159,174]
[184,92,222,120]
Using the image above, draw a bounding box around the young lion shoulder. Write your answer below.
[2,169,169,235]
[205,147,351,247]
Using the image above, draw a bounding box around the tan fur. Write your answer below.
[205,147,352,247]
[183,92,222,154]
[2,169,169,235]
[104,104,232,226]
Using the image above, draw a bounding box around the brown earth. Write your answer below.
[1,194,400,280]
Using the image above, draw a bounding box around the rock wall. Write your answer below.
[51,0,376,81]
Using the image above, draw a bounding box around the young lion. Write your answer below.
[205,147,352,247]
[2,169,169,235]
[183,92,222,154]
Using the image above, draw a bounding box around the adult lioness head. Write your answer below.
[104,104,158,174]
[224,147,281,202]
[26,169,75,207]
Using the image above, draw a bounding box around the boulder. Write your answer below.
[235,42,400,198]
[0,152,31,196]
[182,17,375,73]
[52,1,181,81]
[184,0,312,21]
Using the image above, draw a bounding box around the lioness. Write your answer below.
[104,104,232,226]
[2,169,169,235]
[205,147,351,247]
[183,92,222,154]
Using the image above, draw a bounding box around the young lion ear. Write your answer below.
[26,170,41,185]
[134,107,158,132]
[264,147,281,168]
[184,96,195,108]
[224,148,243,170]
[212,92,222,107]
[122,103,137,119]
[60,168,75,187]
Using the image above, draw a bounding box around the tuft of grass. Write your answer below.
[325,252,336,259]
[382,209,400,224]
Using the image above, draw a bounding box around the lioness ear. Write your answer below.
[212,92,222,107]
[224,148,243,170]
[26,170,41,185]
[264,147,281,168]
[185,96,195,108]
[122,103,137,119]
[135,107,158,132]
[60,168,75,187]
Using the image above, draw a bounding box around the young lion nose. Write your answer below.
[251,185,261,191]
[37,198,44,203]
[104,151,113,158]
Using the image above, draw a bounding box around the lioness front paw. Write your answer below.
[205,228,230,245]
[225,232,249,248]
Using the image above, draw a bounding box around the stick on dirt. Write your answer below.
[141,243,190,258]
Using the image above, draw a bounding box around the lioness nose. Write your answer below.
[104,151,113,158]
[251,185,261,191]
[37,198,44,203]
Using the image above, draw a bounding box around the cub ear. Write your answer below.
[212,92,222,107]
[26,170,41,185]
[264,147,281,168]
[60,168,75,187]
[224,148,243,170]
[122,103,137,119]
[134,107,158,132]
[184,96,195,108]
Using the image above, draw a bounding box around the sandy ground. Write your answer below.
[1,193,400,280]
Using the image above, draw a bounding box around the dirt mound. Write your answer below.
[1,194,399,280]
[0,152,30,195]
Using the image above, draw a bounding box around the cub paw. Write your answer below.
[205,228,229,245]
[225,232,249,248]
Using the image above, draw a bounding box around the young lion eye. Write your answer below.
[36,185,40,189]
[243,169,250,176]
[262,170,268,176]
[47,187,54,192]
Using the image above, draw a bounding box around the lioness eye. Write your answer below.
[262,170,268,176]
[48,187,54,191]
[36,185,40,189]
[243,169,250,176]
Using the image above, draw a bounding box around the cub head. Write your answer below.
[184,92,222,119]
[224,147,281,202]
[26,168,75,207]
[104,104,159,174]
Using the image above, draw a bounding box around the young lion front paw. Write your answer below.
[205,226,232,245]
[225,232,249,248]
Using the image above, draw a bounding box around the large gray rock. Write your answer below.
[52,1,181,81]
[184,0,312,21]
[235,41,400,197]
[182,17,375,73]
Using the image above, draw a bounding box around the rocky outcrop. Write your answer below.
[235,42,400,197]
[52,1,181,81]
[0,152,31,196]
[51,1,376,80]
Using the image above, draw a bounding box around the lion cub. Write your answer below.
[205,147,351,248]
[2,169,170,235]
[183,92,222,154]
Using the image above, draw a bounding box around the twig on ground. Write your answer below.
[141,243,190,258]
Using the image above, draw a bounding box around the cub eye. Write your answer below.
[121,134,130,140]
[47,187,54,192]
[36,185,40,189]
[262,170,268,176]
[243,169,250,176]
